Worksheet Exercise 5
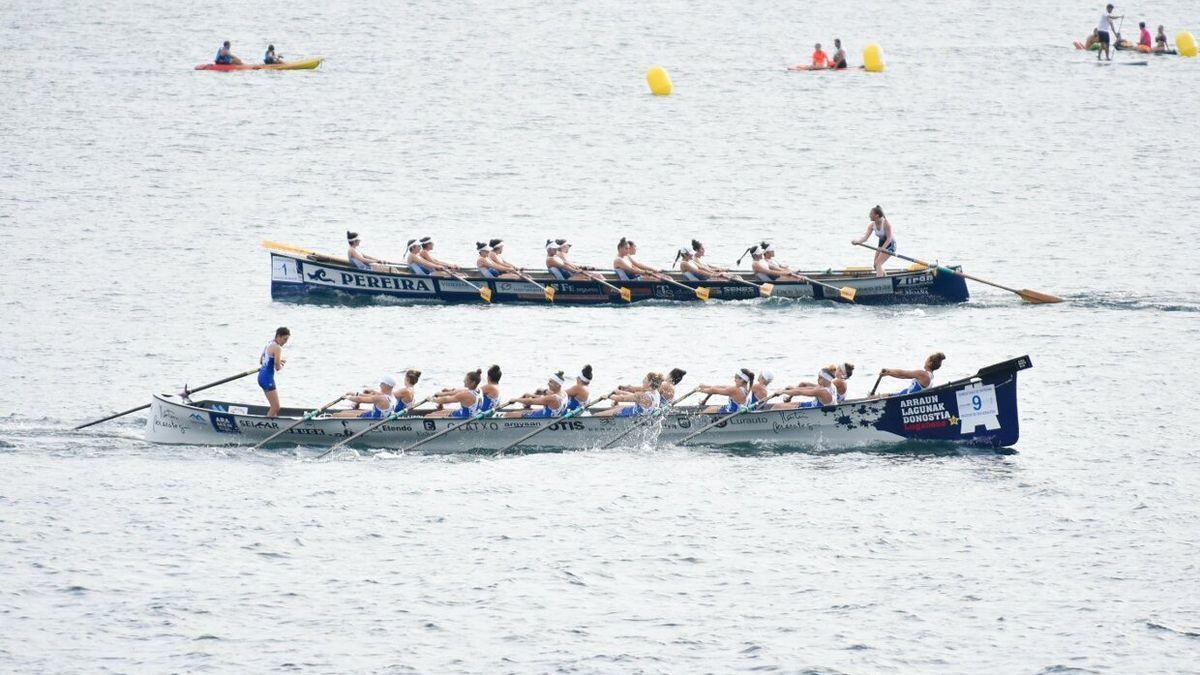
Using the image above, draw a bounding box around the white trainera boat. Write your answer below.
[147,357,1030,452]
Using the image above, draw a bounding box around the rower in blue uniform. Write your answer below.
[851,205,897,278]
[334,375,398,418]
[426,369,486,418]
[771,368,838,409]
[748,370,774,407]
[877,352,945,397]
[564,365,593,411]
[480,365,502,413]
[258,327,289,417]
[507,372,571,418]
[596,372,664,416]
[393,369,421,412]
[698,369,754,414]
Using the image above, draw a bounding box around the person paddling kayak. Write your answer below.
[1096,4,1123,61]
[264,44,284,65]
[215,41,243,66]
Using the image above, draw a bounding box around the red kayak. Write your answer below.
[195,57,322,71]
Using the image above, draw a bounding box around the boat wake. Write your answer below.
[1066,291,1200,313]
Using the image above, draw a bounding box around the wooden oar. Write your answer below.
[725,275,775,298]
[447,271,493,302]
[262,240,319,257]
[868,371,885,396]
[496,392,614,453]
[74,367,259,430]
[655,274,711,301]
[316,394,436,459]
[399,398,520,452]
[587,273,632,303]
[253,395,346,450]
[598,387,700,449]
[515,271,556,302]
[677,392,784,445]
[853,242,1062,304]
[799,275,857,302]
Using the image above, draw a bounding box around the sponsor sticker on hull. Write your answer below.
[303,264,436,295]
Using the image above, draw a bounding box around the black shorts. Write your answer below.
[1098,30,1111,45]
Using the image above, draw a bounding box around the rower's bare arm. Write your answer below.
[882,368,923,380]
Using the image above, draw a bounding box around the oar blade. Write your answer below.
[839,286,857,302]
[759,283,775,298]
[1018,289,1063,304]
[544,285,556,302]
[695,286,710,301]
[479,286,493,303]
[619,287,632,303]
[262,240,315,256]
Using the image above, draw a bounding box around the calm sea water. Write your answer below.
[3,0,1199,671]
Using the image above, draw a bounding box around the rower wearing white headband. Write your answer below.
[675,246,709,282]
[334,374,398,419]
[772,367,838,409]
[346,231,389,272]
[475,241,518,279]
[698,368,755,414]
[547,239,599,282]
[825,362,855,403]
[486,238,522,279]
[507,371,571,418]
[418,236,461,275]
[565,365,593,412]
[749,370,774,407]
[405,239,434,276]
[742,242,805,282]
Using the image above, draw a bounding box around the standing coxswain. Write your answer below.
[347,231,391,271]
[851,205,896,278]
[596,372,664,417]
[333,375,398,418]
[258,327,289,417]
[425,369,486,418]
[877,352,946,397]
[698,369,754,414]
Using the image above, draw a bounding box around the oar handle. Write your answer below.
[74,367,259,430]
[853,242,1025,295]
[868,371,885,396]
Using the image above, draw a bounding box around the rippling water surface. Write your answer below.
[3,0,1200,671]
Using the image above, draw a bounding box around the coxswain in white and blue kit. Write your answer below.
[699,369,754,414]
[564,365,593,412]
[347,231,386,271]
[334,375,399,418]
[878,352,945,397]
[258,327,289,417]
[508,372,571,418]
[851,205,897,278]
[596,372,664,417]
[425,369,486,418]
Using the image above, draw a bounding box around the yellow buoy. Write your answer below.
[646,66,673,95]
[863,43,886,72]
[1178,31,1198,57]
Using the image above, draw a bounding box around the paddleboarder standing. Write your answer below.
[1096,4,1124,61]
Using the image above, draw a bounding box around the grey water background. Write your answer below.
[3,0,1200,671]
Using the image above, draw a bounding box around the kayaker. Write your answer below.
[1155,25,1169,52]
[347,231,388,271]
[264,45,284,65]
[1137,22,1152,50]
[1096,4,1123,61]
[215,41,243,66]
[876,352,946,397]
[830,39,848,69]
[851,205,896,278]
[258,327,289,417]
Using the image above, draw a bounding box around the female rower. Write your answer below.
[258,326,289,417]
[405,239,440,276]
[487,239,523,279]
[392,369,421,413]
[347,231,388,271]
[476,242,518,279]
[698,369,754,414]
[877,352,946,397]
[334,375,398,418]
[507,372,570,418]
[675,246,708,281]
[691,240,729,277]
[827,362,855,403]
[565,365,593,411]
[480,365,502,414]
[740,244,804,282]
[425,369,485,418]
[851,205,896,278]
[548,239,599,281]
[596,372,664,417]
[759,243,809,281]
[772,367,838,409]
[749,370,774,407]
[660,368,687,401]
[414,237,460,275]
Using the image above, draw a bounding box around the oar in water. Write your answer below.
[598,387,700,449]
[496,392,614,453]
[253,395,347,450]
[74,367,259,430]
[399,398,520,453]
[853,242,1062,304]
[515,271,556,302]
[677,392,785,446]
[725,275,775,298]
[316,394,437,459]
[656,274,711,301]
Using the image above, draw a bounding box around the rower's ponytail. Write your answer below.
[691,239,702,252]
[407,369,422,385]
[927,352,946,371]
[580,364,593,382]
[673,250,683,267]
[466,369,483,388]
[737,246,758,265]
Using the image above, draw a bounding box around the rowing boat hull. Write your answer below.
[268,252,969,305]
[145,358,1029,451]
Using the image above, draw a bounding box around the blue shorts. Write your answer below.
[616,405,648,417]
[877,238,896,254]
[527,407,560,418]
[361,408,385,420]
[258,373,276,392]
[450,407,476,419]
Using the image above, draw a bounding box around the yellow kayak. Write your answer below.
[195,57,323,71]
